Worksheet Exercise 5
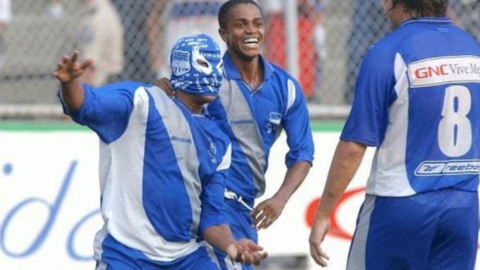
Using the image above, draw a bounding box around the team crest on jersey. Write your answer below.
[171,50,191,76]
[266,112,282,134]
[269,112,282,125]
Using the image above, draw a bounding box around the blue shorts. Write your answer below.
[347,189,478,270]
[210,199,258,270]
[97,234,218,270]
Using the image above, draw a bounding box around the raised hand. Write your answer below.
[251,195,286,230]
[53,51,94,84]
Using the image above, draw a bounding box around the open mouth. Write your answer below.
[242,38,259,46]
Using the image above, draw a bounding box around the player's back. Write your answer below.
[359,18,480,196]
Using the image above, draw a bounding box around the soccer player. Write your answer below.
[206,0,314,268]
[155,2,314,268]
[54,34,267,270]
[309,0,480,269]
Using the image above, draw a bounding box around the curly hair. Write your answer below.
[218,0,264,29]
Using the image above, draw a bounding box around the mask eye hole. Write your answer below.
[197,59,209,68]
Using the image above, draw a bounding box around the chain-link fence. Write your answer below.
[0,0,478,119]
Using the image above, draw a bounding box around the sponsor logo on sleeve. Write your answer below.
[408,56,480,87]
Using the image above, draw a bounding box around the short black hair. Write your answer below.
[218,0,264,29]
[391,0,448,17]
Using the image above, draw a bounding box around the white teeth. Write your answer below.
[243,38,258,44]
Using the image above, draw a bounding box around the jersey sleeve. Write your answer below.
[198,144,231,236]
[341,48,398,146]
[282,78,315,167]
[61,81,145,143]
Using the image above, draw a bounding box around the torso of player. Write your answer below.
[362,19,480,196]
[98,85,229,259]
[206,57,307,199]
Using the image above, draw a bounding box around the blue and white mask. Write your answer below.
[170,34,223,96]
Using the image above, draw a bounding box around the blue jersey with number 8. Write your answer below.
[342,17,480,196]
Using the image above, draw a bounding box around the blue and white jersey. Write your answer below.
[342,18,480,196]
[205,53,315,204]
[61,81,231,262]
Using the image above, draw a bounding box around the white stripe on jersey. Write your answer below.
[366,53,416,196]
[217,144,232,171]
[218,80,266,196]
[286,79,296,113]
[96,87,200,262]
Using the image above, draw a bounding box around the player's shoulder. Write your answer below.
[360,29,408,69]
[264,59,302,89]
[267,61,297,80]
[98,80,149,93]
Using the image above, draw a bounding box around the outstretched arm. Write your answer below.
[309,140,366,267]
[53,51,94,111]
[203,224,267,265]
[251,160,310,230]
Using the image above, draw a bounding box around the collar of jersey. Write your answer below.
[222,52,274,82]
[400,17,452,28]
[173,98,207,118]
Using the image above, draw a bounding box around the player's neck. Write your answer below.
[175,92,204,114]
[233,56,264,90]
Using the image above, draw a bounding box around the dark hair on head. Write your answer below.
[391,0,448,17]
[218,0,264,29]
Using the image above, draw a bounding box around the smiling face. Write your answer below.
[219,3,265,61]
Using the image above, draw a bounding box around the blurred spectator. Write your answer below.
[345,0,389,103]
[147,0,227,79]
[0,0,11,72]
[449,0,480,42]
[111,0,152,81]
[76,0,124,86]
[262,0,325,100]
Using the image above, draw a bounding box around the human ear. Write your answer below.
[219,28,228,43]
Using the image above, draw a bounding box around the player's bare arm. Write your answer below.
[252,160,310,230]
[203,224,267,265]
[53,51,93,111]
[309,140,366,267]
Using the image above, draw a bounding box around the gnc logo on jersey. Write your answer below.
[413,64,448,79]
[408,56,480,87]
